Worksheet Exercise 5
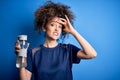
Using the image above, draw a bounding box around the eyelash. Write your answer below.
[51,23,62,28]
[59,26,62,28]
[51,24,54,26]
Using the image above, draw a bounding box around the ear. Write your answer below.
[42,26,46,32]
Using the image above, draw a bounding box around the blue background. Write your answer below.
[0,0,120,80]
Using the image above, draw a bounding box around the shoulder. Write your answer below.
[60,43,81,50]
[32,46,41,53]
[59,43,76,46]
[59,43,67,48]
[59,43,76,49]
[29,44,42,56]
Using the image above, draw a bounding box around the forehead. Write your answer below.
[48,17,61,25]
[50,17,59,21]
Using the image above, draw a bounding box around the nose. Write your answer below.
[55,25,59,31]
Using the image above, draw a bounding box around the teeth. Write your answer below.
[54,32,58,36]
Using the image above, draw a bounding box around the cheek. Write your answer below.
[59,28,62,33]
[46,29,53,35]
[60,29,62,32]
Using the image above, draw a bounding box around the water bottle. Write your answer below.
[16,35,29,68]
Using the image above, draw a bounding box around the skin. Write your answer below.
[15,15,97,80]
[43,17,63,48]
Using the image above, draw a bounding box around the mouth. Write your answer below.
[53,32,59,36]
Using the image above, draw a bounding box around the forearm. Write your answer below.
[19,68,30,80]
[61,15,97,58]
[71,29,97,57]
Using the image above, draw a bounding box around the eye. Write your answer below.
[59,26,62,28]
[51,23,54,27]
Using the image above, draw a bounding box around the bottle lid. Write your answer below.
[18,35,27,40]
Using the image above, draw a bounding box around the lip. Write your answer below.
[53,32,59,36]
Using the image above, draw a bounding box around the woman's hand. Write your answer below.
[57,15,75,34]
[14,40,21,55]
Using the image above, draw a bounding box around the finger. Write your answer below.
[26,43,30,49]
[57,18,66,25]
[15,44,21,55]
[15,40,21,52]
[15,46,21,50]
[14,50,20,54]
[15,40,20,46]
[65,15,68,20]
[65,15,70,22]
[59,18,66,22]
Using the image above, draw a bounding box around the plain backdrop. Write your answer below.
[0,0,120,80]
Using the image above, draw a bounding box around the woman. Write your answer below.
[15,1,97,80]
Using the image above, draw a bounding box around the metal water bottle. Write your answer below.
[16,35,29,68]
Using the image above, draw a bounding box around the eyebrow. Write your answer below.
[50,21,62,25]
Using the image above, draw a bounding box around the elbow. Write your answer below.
[90,51,97,58]
[86,50,97,59]
[92,53,97,58]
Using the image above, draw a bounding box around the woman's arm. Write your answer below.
[15,41,32,80]
[70,29,97,59]
[58,15,97,59]
[19,68,32,80]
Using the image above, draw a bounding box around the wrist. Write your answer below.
[70,29,77,35]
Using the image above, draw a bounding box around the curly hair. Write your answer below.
[34,1,75,38]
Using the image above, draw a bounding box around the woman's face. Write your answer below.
[44,17,63,40]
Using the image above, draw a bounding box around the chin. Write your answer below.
[52,36,60,40]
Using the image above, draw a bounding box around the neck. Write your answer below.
[43,39,58,48]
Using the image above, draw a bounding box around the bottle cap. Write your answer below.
[18,35,27,40]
